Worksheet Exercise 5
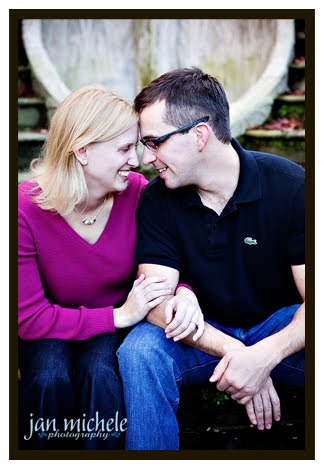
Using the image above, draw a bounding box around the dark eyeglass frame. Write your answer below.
[140,116,210,151]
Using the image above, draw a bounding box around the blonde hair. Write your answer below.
[30,85,138,215]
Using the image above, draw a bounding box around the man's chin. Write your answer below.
[163,177,181,190]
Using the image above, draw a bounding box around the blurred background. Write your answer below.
[18,18,305,182]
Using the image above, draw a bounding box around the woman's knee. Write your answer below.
[75,355,119,385]
[19,339,73,392]
[21,355,73,395]
[74,334,122,383]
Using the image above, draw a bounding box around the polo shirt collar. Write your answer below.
[183,138,261,208]
[231,138,261,204]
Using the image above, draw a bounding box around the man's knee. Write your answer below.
[272,349,305,387]
[118,323,159,359]
[117,322,174,374]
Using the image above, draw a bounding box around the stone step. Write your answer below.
[294,34,305,58]
[244,129,305,139]
[179,419,305,450]
[18,130,47,142]
[178,383,305,450]
[272,95,305,122]
[239,129,305,166]
[18,170,30,183]
[290,61,305,70]
[288,62,305,92]
[18,65,31,75]
[276,94,305,103]
[18,65,32,98]
[18,130,47,171]
[18,97,47,130]
[18,97,45,106]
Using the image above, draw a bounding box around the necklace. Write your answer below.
[74,197,107,225]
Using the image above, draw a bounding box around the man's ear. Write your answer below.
[195,124,210,152]
[74,146,88,166]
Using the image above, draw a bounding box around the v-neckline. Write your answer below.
[56,193,118,249]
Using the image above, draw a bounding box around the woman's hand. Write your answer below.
[114,274,172,328]
[164,286,204,342]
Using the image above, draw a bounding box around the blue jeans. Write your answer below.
[117,304,304,450]
[18,333,126,450]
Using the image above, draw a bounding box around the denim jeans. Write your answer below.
[18,332,126,450]
[117,304,304,450]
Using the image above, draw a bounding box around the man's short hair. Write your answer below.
[134,67,232,144]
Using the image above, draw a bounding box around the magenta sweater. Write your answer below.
[18,172,148,341]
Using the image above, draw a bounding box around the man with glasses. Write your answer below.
[117,67,305,450]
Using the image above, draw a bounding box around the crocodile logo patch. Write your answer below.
[244,237,257,245]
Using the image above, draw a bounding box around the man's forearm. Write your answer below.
[146,300,244,357]
[184,321,244,356]
[255,302,305,369]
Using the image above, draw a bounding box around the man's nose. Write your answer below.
[142,147,157,166]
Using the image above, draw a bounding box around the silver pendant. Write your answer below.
[82,218,96,225]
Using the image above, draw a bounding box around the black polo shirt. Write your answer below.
[136,139,304,328]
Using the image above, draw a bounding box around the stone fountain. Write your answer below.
[22,19,295,137]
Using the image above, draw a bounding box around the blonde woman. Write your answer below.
[18,85,202,450]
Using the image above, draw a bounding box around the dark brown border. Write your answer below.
[10,9,315,460]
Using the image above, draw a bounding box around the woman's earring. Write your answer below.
[82,159,88,166]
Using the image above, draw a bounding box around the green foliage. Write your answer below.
[249,136,305,152]
[139,63,157,89]
[239,135,305,165]
[137,21,157,88]
[275,103,305,122]
[133,165,157,181]
[200,387,230,408]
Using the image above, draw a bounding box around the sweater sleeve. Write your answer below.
[18,210,116,341]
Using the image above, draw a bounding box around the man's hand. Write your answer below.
[209,343,277,401]
[164,286,204,342]
[244,376,281,430]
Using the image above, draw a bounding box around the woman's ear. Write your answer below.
[74,146,88,166]
[195,123,210,152]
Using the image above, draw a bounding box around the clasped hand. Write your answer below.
[117,274,172,328]
[244,376,281,430]
[209,344,281,430]
[164,287,205,342]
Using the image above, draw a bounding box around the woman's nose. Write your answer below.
[128,149,139,168]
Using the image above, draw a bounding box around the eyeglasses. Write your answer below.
[140,116,210,151]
